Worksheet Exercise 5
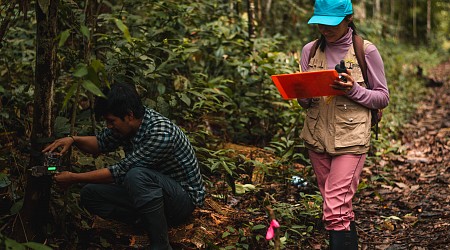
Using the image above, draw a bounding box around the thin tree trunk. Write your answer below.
[13,0,59,243]
[390,0,395,21]
[261,0,272,37]
[396,2,403,41]
[257,0,262,22]
[265,0,272,20]
[374,0,381,19]
[85,0,98,134]
[247,0,256,40]
[354,0,366,21]
[413,0,417,40]
[426,0,431,43]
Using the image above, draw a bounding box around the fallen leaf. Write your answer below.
[395,182,409,189]
[403,215,418,223]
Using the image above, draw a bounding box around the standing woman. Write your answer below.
[298,0,389,249]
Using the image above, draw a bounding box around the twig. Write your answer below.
[18,212,29,242]
[265,205,280,250]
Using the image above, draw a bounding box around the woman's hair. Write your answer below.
[94,82,145,120]
[318,15,356,52]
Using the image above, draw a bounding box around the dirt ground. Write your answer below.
[188,60,450,250]
[83,60,449,250]
[5,61,446,249]
[355,61,450,250]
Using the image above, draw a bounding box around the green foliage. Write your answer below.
[368,40,446,156]
[265,136,309,167]
[200,148,239,176]
[0,0,449,248]
[268,192,322,245]
[0,233,52,250]
[0,14,35,133]
[221,226,250,249]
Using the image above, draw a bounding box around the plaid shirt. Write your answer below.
[96,108,205,206]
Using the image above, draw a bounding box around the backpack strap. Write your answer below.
[352,35,370,88]
[308,39,320,63]
[353,34,381,139]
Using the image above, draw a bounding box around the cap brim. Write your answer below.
[308,15,345,26]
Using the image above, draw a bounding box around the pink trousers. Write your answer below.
[308,150,366,231]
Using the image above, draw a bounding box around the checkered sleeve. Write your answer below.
[107,121,173,184]
[96,129,122,152]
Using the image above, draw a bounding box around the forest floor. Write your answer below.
[1,62,448,250]
[354,60,450,250]
[79,60,449,250]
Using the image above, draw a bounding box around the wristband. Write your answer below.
[69,135,76,144]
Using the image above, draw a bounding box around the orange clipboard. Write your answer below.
[271,70,345,99]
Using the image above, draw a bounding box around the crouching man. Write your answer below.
[43,82,206,250]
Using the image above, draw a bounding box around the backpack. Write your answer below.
[308,35,382,139]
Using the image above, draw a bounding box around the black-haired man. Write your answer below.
[43,83,206,249]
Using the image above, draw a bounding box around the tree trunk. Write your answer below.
[264,0,272,20]
[426,0,431,43]
[396,2,403,41]
[390,0,395,21]
[247,0,256,40]
[260,0,272,37]
[413,0,417,40]
[13,0,59,243]
[86,0,98,134]
[374,0,381,19]
[354,0,366,21]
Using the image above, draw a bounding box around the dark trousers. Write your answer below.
[80,167,195,226]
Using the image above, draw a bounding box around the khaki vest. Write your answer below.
[300,41,372,155]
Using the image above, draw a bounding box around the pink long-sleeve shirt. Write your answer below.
[299,28,389,110]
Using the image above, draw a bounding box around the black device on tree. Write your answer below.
[30,152,63,177]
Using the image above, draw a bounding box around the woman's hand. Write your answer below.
[331,70,354,92]
[42,137,75,155]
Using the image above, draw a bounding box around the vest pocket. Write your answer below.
[334,103,370,148]
[301,106,320,145]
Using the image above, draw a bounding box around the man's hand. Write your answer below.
[53,171,75,189]
[42,137,75,155]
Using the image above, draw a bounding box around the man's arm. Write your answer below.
[54,168,114,187]
[70,136,101,155]
[42,135,100,155]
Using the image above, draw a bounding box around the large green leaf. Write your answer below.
[1,233,53,250]
[22,242,53,250]
[62,82,78,108]
[82,80,105,97]
[80,25,90,40]
[0,173,11,188]
[73,64,88,78]
[179,93,191,106]
[9,199,23,215]
[114,19,132,43]
[58,29,71,48]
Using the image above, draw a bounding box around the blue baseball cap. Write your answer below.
[308,0,353,26]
